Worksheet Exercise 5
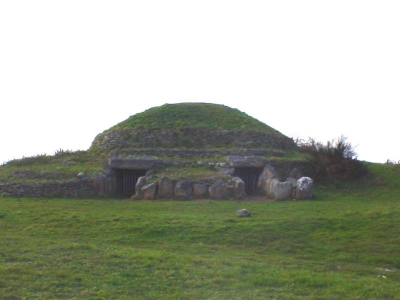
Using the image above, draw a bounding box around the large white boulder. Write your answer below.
[295,177,313,200]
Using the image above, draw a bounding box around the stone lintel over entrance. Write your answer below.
[227,155,267,168]
[109,157,158,170]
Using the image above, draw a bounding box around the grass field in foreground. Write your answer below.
[1,164,400,299]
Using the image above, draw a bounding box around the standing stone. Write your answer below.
[141,182,158,200]
[134,176,147,198]
[232,177,246,199]
[158,177,174,198]
[295,177,313,200]
[257,164,279,194]
[267,178,279,198]
[193,183,209,198]
[174,180,193,199]
[209,181,228,199]
[271,180,293,201]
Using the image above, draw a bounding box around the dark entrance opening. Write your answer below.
[233,167,263,195]
[116,169,147,197]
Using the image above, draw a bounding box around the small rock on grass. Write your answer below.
[237,209,251,217]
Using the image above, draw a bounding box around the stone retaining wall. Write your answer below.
[91,128,297,153]
[0,158,312,199]
[0,179,96,198]
[109,148,287,158]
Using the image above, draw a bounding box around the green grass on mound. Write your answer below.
[0,150,108,183]
[110,103,281,134]
[1,163,400,299]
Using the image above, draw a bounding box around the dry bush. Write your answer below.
[296,135,368,182]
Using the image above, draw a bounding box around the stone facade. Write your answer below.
[0,155,313,201]
[122,156,313,201]
[91,128,297,153]
[107,148,288,159]
[0,179,96,198]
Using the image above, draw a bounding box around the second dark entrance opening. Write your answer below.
[233,167,263,195]
[116,169,147,197]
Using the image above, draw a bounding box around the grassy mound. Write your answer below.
[91,103,298,156]
[110,103,280,133]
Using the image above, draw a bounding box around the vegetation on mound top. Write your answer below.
[109,103,281,134]
[91,103,296,155]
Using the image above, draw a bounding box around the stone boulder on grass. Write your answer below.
[141,182,158,200]
[209,181,228,199]
[174,180,193,199]
[237,208,251,217]
[192,183,209,198]
[257,164,279,195]
[295,177,313,200]
[232,177,246,199]
[158,177,174,198]
[270,179,293,201]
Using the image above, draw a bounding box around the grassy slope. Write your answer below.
[0,151,108,183]
[1,163,400,299]
[110,103,281,134]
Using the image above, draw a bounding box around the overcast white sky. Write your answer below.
[1,1,399,164]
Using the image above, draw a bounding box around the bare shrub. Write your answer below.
[385,159,400,165]
[296,135,368,182]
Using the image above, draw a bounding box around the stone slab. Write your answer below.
[109,158,157,170]
[227,155,267,168]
